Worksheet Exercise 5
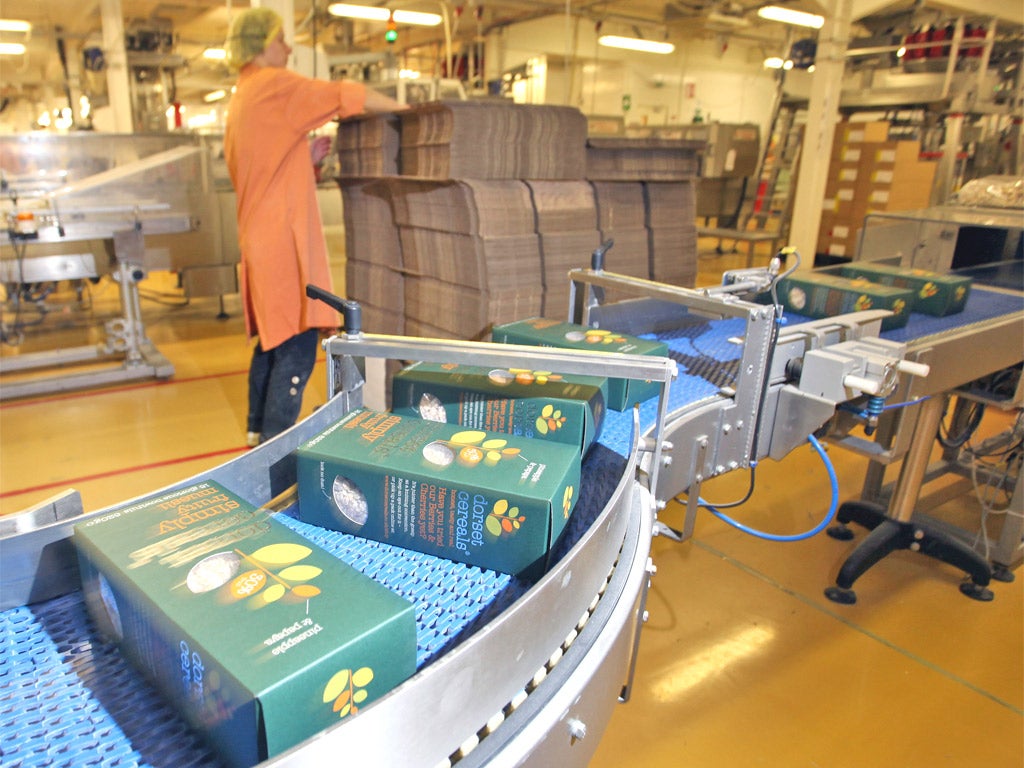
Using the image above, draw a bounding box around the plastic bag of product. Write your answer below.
[953,175,1024,208]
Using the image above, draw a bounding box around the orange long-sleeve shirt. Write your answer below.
[225,65,366,350]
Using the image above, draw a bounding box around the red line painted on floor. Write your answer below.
[1,355,329,409]
[0,369,249,409]
[0,446,249,500]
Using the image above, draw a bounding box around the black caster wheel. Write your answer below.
[825,585,857,605]
[959,582,994,602]
[826,523,855,541]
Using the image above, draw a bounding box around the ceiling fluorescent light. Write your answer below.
[0,19,32,33]
[392,10,442,26]
[756,6,825,29]
[598,35,674,55]
[0,42,27,55]
[328,4,441,26]
[203,47,226,60]
[328,4,390,21]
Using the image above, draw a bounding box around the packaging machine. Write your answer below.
[0,134,238,400]
[2,253,1019,767]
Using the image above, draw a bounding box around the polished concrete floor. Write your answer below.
[1,245,1021,767]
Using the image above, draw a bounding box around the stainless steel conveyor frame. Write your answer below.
[1,266,927,767]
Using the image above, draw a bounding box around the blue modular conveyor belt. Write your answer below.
[2,285,1021,767]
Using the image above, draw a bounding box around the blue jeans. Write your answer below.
[247,328,319,442]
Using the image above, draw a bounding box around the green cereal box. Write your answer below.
[390,361,605,456]
[777,272,914,330]
[490,317,669,410]
[73,480,416,768]
[839,262,971,316]
[296,408,581,579]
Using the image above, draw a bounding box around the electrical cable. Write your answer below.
[673,462,759,511]
[768,246,801,310]
[701,433,840,542]
[881,395,930,411]
[938,397,985,449]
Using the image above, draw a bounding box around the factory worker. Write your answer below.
[224,7,405,446]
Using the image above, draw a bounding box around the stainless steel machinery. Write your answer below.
[0,133,239,399]
[3,255,1017,767]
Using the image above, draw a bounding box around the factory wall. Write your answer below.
[488,15,779,137]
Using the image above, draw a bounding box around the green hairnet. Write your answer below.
[225,7,283,69]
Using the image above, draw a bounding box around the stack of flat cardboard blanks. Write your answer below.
[404,278,544,341]
[586,138,703,181]
[645,181,699,287]
[336,114,401,177]
[526,181,602,315]
[387,178,537,236]
[590,181,651,302]
[399,101,587,180]
[339,179,405,335]
[385,178,543,340]
[331,102,705,342]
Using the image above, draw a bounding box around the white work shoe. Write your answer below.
[246,431,261,447]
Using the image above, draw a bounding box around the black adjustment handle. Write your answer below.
[591,238,614,271]
[305,284,362,334]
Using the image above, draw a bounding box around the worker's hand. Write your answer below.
[309,135,332,166]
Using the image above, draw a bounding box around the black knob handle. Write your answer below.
[305,284,362,334]
[591,238,614,271]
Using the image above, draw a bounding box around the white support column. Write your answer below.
[788,0,853,266]
[100,0,133,132]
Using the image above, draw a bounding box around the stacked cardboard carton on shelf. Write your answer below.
[335,115,404,337]
[399,101,588,180]
[332,102,704,343]
[818,121,938,259]
[387,178,544,340]
[336,113,401,177]
[644,182,699,287]
[526,180,602,315]
[589,181,651,303]
[385,102,594,340]
[584,137,701,289]
[339,179,405,336]
[585,137,702,181]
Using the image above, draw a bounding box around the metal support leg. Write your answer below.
[825,395,995,604]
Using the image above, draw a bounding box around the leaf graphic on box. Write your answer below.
[249,543,312,567]
[323,670,350,703]
[323,667,374,719]
[278,565,323,582]
[333,690,351,714]
[259,584,286,604]
[486,499,525,540]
